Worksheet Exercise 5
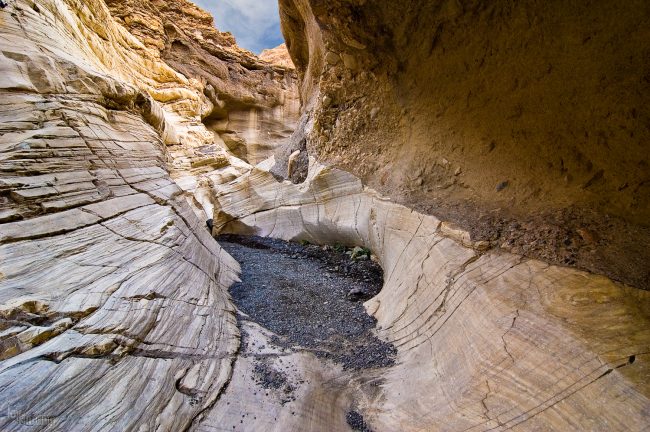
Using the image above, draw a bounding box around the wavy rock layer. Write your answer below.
[0,0,244,429]
[1,0,649,430]
[213,160,650,431]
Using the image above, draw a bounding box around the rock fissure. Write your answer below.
[500,309,520,364]
[181,345,239,432]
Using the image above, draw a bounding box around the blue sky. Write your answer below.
[192,0,284,54]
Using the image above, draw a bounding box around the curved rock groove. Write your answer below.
[211,161,650,431]
[197,234,395,430]
[219,234,395,370]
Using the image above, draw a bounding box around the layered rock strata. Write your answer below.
[0,0,244,429]
[260,44,296,69]
[1,0,649,430]
[105,0,300,166]
[212,159,650,431]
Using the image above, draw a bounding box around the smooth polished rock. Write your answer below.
[0,0,241,429]
[212,159,650,431]
[1,0,649,430]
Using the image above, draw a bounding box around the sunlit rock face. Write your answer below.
[278,0,650,289]
[260,43,296,69]
[105,0,300,166]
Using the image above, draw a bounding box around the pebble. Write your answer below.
[496,180,509,192]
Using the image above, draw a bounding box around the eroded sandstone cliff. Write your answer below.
[0,0,300,428]
[104,0,300,166]
[0,0,247,428]
[260,43,296,69]
[277,0,650,289]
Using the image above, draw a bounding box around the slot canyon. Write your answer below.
[0,0,649,431]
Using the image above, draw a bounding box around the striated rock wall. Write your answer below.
[278,0,650,289]
[1,0,649,430]
[212,159,650,431]
[106,0,300,166]
[0,0,245,428]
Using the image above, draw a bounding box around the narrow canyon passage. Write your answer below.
[204,234,395,431]
[0,0,649,430]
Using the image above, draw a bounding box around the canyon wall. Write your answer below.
[212,159,650,431]
[0,0,649,430]
[105,0,300,166]
[260,43,296,69]
[277,0,650,289]
[0,0,288,428]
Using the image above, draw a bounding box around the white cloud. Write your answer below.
[192,0,284,54]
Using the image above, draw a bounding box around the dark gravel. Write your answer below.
[252,360,297,405]
[346,411,374,432]
[253,362,292,391]
[218,234,396,370]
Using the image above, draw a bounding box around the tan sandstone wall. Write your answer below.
[278,0,650,289]
[0,0,648,430]
[105,0,300,166]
